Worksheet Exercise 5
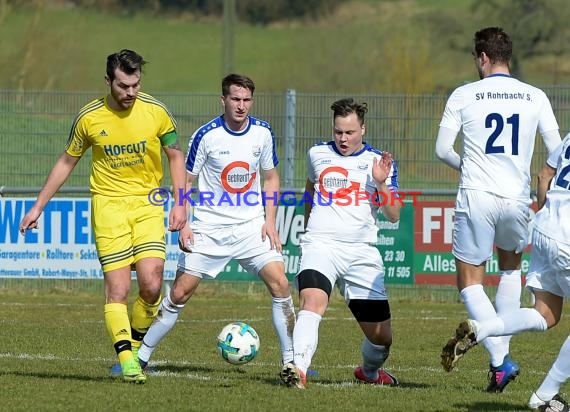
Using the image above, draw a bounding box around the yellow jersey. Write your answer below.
[65,92,177,196]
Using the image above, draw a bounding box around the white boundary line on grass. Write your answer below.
[0,351,547,381]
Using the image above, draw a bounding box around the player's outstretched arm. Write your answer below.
[303,178,314,230]
[261,167,282,253]
[537,163,556,210]
[178,173,196,252]
[163,141,187,232]
[20,152,80,235]
[178,224,195,253]
[435,126,461,170]
[540,129,562,155]
[373,152,401,223]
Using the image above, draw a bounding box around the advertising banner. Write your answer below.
[1,198,102,279]
[0,197,416,283]
[0,198,533,284]
[413,201,533,285]
[377,204,414,285]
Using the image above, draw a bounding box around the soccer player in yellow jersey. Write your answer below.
[19,49,187,384]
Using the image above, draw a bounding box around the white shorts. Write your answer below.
[525,230,570,298]
[177,216,283,279]
[452,188,531,265]
[296,233,387,302]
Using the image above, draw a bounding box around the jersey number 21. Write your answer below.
[484,113,519,155]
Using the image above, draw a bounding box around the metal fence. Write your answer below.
[2,87,570,195]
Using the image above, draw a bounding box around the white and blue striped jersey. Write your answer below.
[534,133,570,244]
[185,115,278,225]
[440,74,559,200]
[305,141,399,243]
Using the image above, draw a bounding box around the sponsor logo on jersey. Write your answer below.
[103,140,147,156]
[318,166,360,200]
[221,161,257,194]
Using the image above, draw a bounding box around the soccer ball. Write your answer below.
[217,322,260,365]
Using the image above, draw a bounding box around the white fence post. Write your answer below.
[284,89,296,190]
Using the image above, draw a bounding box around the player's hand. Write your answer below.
[372,152,393,184]
[19,207,42,235]
[261,220,282,253]
[168,204,187,232]
[178,225,194,252]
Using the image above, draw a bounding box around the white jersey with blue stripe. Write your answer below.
[440,74,559,200]
[185,115,278,225]
[305,141,399,243]
[534,133,570,244]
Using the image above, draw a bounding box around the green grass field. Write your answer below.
[0,283,567,412]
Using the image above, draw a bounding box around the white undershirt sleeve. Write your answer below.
[541,129,562,155]
[435,126,461,170]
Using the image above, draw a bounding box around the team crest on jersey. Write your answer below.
[357,161,368,170]
[252,145,261,157]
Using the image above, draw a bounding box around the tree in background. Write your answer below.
[61,0,348,24]
[3,0,569,92]
[424,0,570,84]
[472,0,570,81]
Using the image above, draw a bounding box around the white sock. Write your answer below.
[272,296,296,364]
[495,270,522,314]
[138,294,185,363]
[292,310,322,374]
[495,270,522,348]
[361,338,390,380]
[475,308,547,342]
[460,284,506,367]
[536,336,570,401]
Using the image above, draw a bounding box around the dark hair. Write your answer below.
[330,98,368,125]
[473,27,512,65]
[222,73,255,96]
[106,49,146,81]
